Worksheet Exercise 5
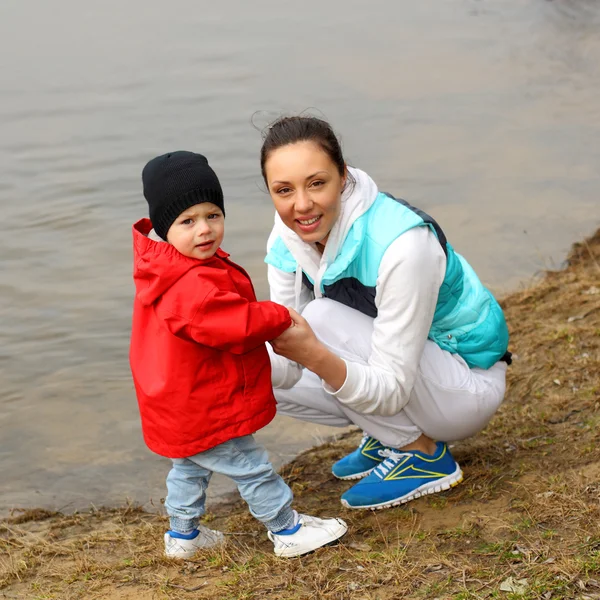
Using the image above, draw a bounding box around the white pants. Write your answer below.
[274,299,507,449]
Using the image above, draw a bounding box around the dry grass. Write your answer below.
[2,229,599,600]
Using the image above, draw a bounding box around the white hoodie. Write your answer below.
[266,168,447,416]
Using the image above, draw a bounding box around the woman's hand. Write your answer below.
[271,308,348,390]
[270,308,320,366]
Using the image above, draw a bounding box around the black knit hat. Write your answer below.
[142,151,225,240]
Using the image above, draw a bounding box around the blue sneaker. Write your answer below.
[331,435,388,480]
[340,442,463,510]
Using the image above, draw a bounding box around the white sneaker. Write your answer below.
[164,525,225,559]
[268,513,348,558]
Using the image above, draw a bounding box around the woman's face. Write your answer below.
[264,141,346,246]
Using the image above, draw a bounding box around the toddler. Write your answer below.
[129,151,347,559]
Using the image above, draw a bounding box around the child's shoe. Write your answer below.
[268,513,347,558]
[164,525,225,559]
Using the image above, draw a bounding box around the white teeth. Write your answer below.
[298,216,320,225]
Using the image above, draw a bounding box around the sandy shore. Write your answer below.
[1,228,599,600]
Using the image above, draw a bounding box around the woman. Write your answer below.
[263,116,510,510]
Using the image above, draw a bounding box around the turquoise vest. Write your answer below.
[265,192,509,369]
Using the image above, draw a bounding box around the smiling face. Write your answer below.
[264,141,346,246]
[166,202,224,260]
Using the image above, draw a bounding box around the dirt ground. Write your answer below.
[2,228,599,600]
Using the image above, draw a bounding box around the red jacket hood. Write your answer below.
[132,218,229,306]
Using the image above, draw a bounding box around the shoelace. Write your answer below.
[373,449,413,478]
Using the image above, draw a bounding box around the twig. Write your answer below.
[518,435,545,443]
[166,581,208,591]
[548,409,581,425]
[582,304,600,318]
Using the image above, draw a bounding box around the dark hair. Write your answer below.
[260,116,348,185]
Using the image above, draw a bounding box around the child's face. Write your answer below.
[166,202,224,260]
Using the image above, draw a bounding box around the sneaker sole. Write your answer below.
[340,466,464,511]
[273,522,348,558]
[332,466,376,481]
[164,534,225,559]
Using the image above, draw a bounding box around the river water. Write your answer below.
[1,0,599,515]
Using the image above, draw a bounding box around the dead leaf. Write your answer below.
[500,576,529,594]
[348,541,371,552]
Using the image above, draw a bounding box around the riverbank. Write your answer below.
[2,229,599,600]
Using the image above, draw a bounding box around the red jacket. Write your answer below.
[129,219,292,458]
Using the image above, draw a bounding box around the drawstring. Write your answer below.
[294,266,303,310]
[294,242,328,307]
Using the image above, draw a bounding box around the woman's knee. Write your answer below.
[301,298,340,329]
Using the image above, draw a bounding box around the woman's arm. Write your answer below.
[270,313,347,389]
[335,227,446,415]
[267,250,315,388]
[267,343,304,389]
[272,227,446,416]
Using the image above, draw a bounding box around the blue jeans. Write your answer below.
[165,435,294,533]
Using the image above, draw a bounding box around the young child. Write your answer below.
[129,151,347,559]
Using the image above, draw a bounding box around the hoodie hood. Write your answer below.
[132,218,227,306]
[268,167,379,297]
